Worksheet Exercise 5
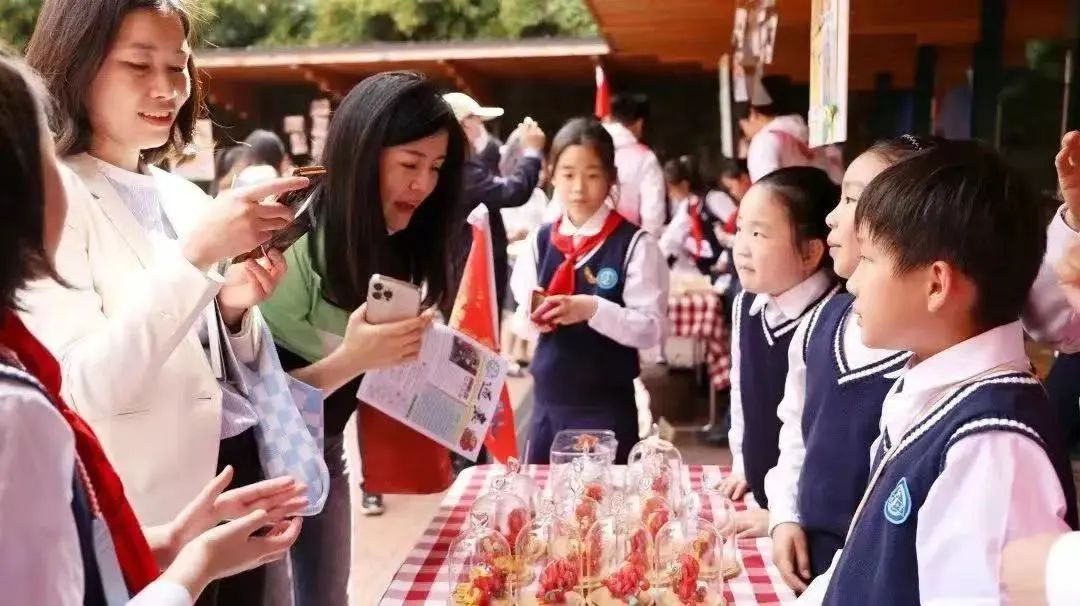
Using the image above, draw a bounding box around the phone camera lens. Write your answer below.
[372,292,382,300]
[384,290,394,301]
[373,283,383,292]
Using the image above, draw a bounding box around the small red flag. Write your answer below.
[595,65,611,120]
[449,205,519,462]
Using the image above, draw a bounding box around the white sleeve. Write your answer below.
[510,228,542,342]
[658,201,691,260]
[705,190,738,223]
[128,580,193,606]
[765,317,812,532]
[638,152,667,237]
[748,135,781,183]
[17,173,222,420]
[728,293,745,476]
[916,432,1071,606]
[588,233,669,350]
[1047,532,1080,606]
[0,384,82,606]
[1023,206,1080,353]
[223,307,260,366]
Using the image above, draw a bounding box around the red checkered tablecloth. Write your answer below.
[668,291,732,390]
[380,464,796,605]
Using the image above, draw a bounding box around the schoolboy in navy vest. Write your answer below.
[510,117,668,464]
[764,137,935,591]
[718,167,839,535]
[798,142,1079,605]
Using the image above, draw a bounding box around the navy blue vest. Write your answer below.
[0,364,107,606]
[531,219,644,408]
[822,371,1080,605]
[689,197,724,275]
[735,284,835,508]
[797,293,910,575]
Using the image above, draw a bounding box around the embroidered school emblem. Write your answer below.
[883,478,912,525]
[596,267,619,289]
[584,266,598,285]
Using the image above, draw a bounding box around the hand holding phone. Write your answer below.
[233,166,326,263]
[366,274,422,324]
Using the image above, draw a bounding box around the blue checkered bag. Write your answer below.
[237,322,329,516]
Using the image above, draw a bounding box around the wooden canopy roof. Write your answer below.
[585,0,1070,89]
[197,0,1072,114]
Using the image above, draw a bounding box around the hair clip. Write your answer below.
[900,134,924,151]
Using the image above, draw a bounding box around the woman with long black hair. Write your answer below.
[261,70,467,605]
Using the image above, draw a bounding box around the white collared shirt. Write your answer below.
[602,121,666,236]
[799,321,1071,606]
[727,270,833,476]
[764,295,905,531]
[1023,205,1080,353]
[0,379,192,606]
[509,204,669,350]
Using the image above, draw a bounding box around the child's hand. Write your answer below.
[718,473,749,500]
[1055,241,1080,313]
[1001,532,1063,606]
[533,295,598,327]
[1056,131,1080,231]
[771,522,811,593]
[734,509,770,539]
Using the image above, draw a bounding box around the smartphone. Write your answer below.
[234,165,327,262]
[367,274,422,324]
[529,287,547,315]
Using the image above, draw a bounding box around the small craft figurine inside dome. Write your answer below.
[550,430,617,506]
[581,493,656,606]
[651,495,728,606]
[448,512,516,606]
[626,425,685,508]
[471,474,532,553]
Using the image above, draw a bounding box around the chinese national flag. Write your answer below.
[449,205,519,462]
[595,65,611,120]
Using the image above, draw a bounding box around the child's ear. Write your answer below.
[926,260,969,315]
[801,239,826,273]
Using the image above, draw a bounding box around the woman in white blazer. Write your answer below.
[20,3,309,605]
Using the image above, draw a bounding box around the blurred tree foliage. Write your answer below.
[0,0,597,50]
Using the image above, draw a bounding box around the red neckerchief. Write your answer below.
[0,310,159,593]
[771,130,815,160]
[546,211,624,295]
[688,195,705,259]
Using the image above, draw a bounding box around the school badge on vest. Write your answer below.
[595,267,619,289]
[883,477,912,524]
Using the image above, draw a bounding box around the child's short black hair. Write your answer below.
[610,93,650,126]
[718,158,749,180]
[755,166,840,273]
[663,155,703,191]
[855,140,1045,329]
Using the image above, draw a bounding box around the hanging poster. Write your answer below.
[808,0,850,146]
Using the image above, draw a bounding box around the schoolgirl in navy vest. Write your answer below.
[763,137,937,591]
[799,142,1079,605]
[510,117,668,464]
[0,53,305,605]
[718,167,839,533]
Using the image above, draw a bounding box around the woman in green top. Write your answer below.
[261,72,466,606]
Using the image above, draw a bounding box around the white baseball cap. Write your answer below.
[442,92,504,121]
